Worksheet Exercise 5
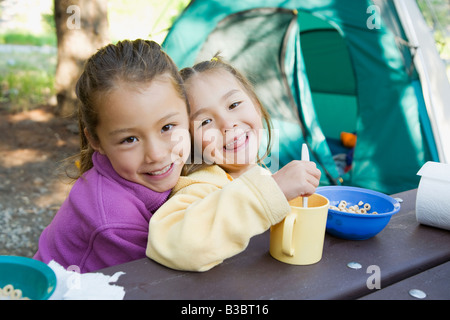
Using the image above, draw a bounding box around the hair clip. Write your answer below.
[211,57,219,62]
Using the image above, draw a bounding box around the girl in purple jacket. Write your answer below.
[34,39,190,272]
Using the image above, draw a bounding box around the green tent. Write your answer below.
[162,0,450,194]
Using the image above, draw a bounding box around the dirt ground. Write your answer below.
[0,105,79,257]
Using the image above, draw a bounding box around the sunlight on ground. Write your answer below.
[9,108,54,123]
[34,179,73,208]
[0,149,44,168]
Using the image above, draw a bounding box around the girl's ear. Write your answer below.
[84,128,105,154]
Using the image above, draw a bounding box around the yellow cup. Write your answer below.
[270,193,329,265]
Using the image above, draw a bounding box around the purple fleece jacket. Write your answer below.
[34,152,171,273]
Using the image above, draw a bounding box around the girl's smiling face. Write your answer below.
[186,70,264,177]
[87,76,190,192]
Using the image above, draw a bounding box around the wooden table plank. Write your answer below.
[98,189,450,299]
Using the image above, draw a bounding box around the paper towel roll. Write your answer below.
[416,161,450,230]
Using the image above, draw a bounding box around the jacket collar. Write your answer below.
[92,152,171,213]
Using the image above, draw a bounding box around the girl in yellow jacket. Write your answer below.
[146,56,321,271]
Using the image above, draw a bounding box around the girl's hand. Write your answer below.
[271,160,321,201]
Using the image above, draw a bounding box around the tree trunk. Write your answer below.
[54,0,110,117]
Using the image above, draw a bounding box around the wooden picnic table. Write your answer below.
[99,188,450,300]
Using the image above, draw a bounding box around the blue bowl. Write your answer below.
[316,186,401,240]
[0,256,56,300]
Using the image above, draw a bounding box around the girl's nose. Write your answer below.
[144,141,166,163]
[221,121,238,134]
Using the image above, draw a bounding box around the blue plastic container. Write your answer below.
[316,186,401,240]
[0,256,56,300]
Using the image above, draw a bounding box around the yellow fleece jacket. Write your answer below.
[146,165,290,271]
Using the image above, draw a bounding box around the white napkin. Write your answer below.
[48,260,125,300]
[416,161,450,230]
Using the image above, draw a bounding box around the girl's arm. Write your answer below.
[146,166,290,271]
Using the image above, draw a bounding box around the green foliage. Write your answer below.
[108,0,190,43]
[0,49,56,112]
[0,0,190,112]
[416,0,450,55]
[0,31,56,46]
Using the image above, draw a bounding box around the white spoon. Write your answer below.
[302,143,310,208]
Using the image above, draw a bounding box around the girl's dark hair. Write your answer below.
[73,39,187,179]
[180,54,273,175]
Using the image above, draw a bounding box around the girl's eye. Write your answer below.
[121,136,138,144]
[201,119,212,127]
[229,101,241,110]
[161,124,174,132]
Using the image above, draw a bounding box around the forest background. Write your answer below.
[0,0,448,114]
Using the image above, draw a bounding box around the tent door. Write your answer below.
[298,11,358,175]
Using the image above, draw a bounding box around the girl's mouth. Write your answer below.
[223,133,248,152]
[147,163,174,176]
